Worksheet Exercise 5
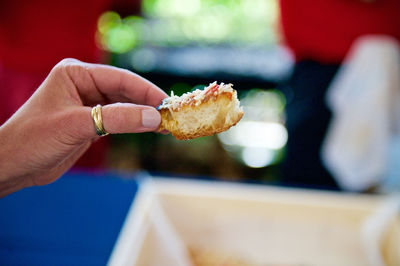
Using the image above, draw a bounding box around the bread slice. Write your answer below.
[158,82,244,140]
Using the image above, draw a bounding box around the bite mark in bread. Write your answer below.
[158,82,244,140]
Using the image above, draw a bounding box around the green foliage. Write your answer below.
[97,0,279,53]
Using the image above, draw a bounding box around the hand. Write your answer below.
[0,59,168,197]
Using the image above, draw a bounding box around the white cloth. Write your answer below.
[322,36,400,191]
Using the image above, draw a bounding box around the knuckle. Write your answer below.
[52,58,84,77]
[58,58,80,66]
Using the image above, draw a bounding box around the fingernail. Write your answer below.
[142,109,161,129]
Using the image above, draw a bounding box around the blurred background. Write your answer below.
[1,1,400,265]
[98,0,291,185]
[1,0,400,191]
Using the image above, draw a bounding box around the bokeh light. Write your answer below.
[242,147,275,168]
[218,89,287,168]
[97,12,143,53]
[219,121,287,149]
[97,0,279,53]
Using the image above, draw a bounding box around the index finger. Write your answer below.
[87,64,168,107]
[61,59,168,107]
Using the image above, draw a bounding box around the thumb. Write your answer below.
[102,102,161,134]
[77,103,161,139]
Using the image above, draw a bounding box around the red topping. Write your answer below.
[205,84,219,95]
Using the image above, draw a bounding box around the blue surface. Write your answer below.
[0,170,139,266]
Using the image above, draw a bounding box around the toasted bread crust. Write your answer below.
[159,92,243,140]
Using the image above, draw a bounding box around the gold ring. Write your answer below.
[91,104,109,136]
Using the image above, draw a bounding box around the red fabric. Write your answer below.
[0,0,110,74]
[0,0,112,168]
[279,0,400,63]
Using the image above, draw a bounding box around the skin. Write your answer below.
[0,59,168,197]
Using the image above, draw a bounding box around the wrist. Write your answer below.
[0,124,33,197]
